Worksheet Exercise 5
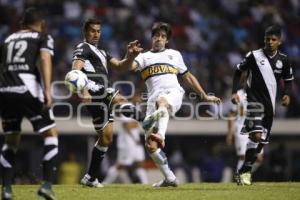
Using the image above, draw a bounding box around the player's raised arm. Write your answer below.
[109,40,142,71]
[181,71,221,103]
[72,59,85,71]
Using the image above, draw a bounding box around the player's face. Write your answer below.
[264,35,281,52]
[85,24,101,46]
[152,30,168,51]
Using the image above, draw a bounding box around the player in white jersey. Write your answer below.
[126,22,221,187]
[103,117,148,184]
[227,89,263,175]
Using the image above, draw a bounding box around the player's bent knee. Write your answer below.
[42,128,58,138]
[145,139,158,153]
[249,132,262,143]
[99,131,113,145]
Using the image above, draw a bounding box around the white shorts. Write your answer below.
[234,133,248,156]
[117,145,145,166]
[146,87,184,116]
[234,133,264,156]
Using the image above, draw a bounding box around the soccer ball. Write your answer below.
[64,70,88,93]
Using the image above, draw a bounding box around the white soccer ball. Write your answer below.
[64,70,88,93]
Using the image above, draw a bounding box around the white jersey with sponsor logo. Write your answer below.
[134,49,188,95]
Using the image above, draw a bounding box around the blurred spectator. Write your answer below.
[58,152,83,184]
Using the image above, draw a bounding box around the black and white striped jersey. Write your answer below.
[72,42,112,87]
[236,48,294,116]
[0,30,54,90]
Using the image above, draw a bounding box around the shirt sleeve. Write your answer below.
[72,43,89,61]
[176,51,188,75]
[99,49,112,62]
[40,34,54,56]
[282,58,294,81]
[236,51,252,71]
[134,53,144,71]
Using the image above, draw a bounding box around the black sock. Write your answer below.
[42,144,58,186]
[239,148,257,173]
[116,104,145,122]
[88,146,107,181]
[0,145,16,187]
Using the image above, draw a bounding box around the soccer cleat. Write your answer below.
[37,187,56,200]
[152,179,178,188]
[148,133,165,148]
[80,174,103,188]
[234,172,243,185]
[236,172,252,186]
[2,186,12,200]
[142,110,164,134]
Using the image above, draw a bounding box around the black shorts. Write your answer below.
[85,87,119,131]
[241,104,273,144]
[1,92,55,134]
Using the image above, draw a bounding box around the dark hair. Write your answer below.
[83,18,101,33]
[151,22,172,39]
[265,25,282,37]
[20,7,44,26]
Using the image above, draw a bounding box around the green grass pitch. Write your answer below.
[6,182,300,200]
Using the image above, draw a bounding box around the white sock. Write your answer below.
[236,159,244,172]
[135,168,148,184]
[157,106,169,139]
[150,149,176,182]
[103,165,119,184]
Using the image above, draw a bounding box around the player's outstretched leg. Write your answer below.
[142,109,164,135]
[81,124,113,188]
[37,132,59,200]
[147,147,178,188]
[81,174,103,188]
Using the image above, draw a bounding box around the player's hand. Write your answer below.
[281,95,290,106]
[204,95,221,104]
[231,93,240,104]
[44,90,53,109]
[226,134,233,146]
[126,40,143,60]
[82,89,92,103]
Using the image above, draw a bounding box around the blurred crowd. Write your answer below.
[1,0,300,117]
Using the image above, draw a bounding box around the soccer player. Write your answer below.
[232,25,294,185]
[127,22,221,187]
[0,7,58,200]
[227,89,263,175]
[103,117,148,184]
[71,18,144,187]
